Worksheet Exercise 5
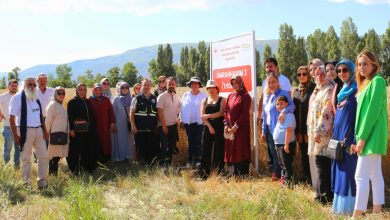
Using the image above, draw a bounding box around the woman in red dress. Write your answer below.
[88,83,116,163]
[224,75,252,177]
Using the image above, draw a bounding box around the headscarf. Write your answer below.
[115,81,123,96]
[118,82,132,108]
[53,86,65,104]
[100,78,112,98]
[296,66,312,99]
[336,60,357,103]
[230,75,248,93]
[91,83,103,99]
[76,83,87,99]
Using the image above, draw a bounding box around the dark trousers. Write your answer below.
[275,142,296,182]
[184,123,203,164]
[298,141,311,183]
[266,129,281,178]
[158,124,178,167]
[230,160,250,178]
[315,155,333,204]
[49,157,61,175]
[135,131,159,165]
[200,125,225,177]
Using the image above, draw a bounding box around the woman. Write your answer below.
[352,51,388,218]
[199,80,226,178]
[224,75,252,177]
[331,60,358,215]
[67,83,99,173]
[262,73,295,181]
[100,78,112,100]
[111,82,134,162]
[181,76,207,167]
[307,65,334,205]
[325,60,343,114]
[308,58,323,79]
[45,87,68,175]
[154,75,167,97]
[88,83,116,163]
[293,66,316,184]
[132,83,141,98]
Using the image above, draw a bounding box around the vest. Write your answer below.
[134,93,158,131]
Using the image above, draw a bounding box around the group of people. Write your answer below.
[258,52,388,217]
[0,50,387,217]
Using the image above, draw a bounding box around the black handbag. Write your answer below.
[50,132,68,145]
[73,101,90,133]
[322,139,345,161]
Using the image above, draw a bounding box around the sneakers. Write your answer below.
[279,176,285,186]
[271,173,279,181]
[37,179,48,190]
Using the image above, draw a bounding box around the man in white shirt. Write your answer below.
[9,77,49,189]
[36,73,54,118]
[0,79,20,167]
[157,76,181,167]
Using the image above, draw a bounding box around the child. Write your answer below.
[273,95,296,186]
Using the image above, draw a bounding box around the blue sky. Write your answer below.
[0,0,389,72]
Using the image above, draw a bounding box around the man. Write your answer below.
[130,79,159,165]
[153,75,167,97]
[9,77,49,189]
[36,73,54,118]
[257,57,292,124]
[157,77,181,167]
[0,79,20,167]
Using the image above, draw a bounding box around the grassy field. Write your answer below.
[0,87,389,219]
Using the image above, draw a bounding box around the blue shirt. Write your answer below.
[273,113,296,145]
[262,89,295,135]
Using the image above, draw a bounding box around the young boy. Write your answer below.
[273,95,296,186]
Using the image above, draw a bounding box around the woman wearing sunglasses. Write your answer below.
[45,87,68,175]
[292,66,316,184]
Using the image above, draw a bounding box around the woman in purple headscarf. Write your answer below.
[111,82,134,162]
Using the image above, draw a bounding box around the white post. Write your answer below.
[252,31,259,173]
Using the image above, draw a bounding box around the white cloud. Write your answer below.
[0,0,263,16]
[329,0,390,4]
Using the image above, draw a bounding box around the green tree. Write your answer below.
[77,69,95,87]
[364,29,382,58]
[260,44,274,79]
[94,73,106,84]
[325,26,341,60]
[8,66,20,81]
[307,29,327,60]
[148,58,159,84]
[255,49,263,85]
[189,47,198,76]
[277,23,297,80]
[205,46,210,80]
[381,21,390,78]
[197,41,208,84]
[292,36,309,84]
[1,76,6,89]
[106,67,120,86]
[121,62,141,86]
[341,17,359,60]
[180,46,190,81]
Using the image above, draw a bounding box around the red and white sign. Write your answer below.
[210,32,256,97]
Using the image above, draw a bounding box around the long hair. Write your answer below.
[265,73,279,95]
[356,51,381,92]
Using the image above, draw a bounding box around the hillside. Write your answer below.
[17,40,278,80]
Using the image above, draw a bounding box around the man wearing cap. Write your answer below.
[9,77,49,189]
[180,76,207,167]
[130,79,159,165]
[0,79,20,167]
[157,76,181,167]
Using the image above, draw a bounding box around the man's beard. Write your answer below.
[24,88,37,100]
[168,87,175,93]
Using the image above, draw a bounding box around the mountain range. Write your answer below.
[6,40,278,80]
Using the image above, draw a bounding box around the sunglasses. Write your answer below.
[56,91,65,96]
[121,87,129,90]
[102,82,109,85]
[297,73,307,77]
[159,80,165,83]
[28,83,37,87]
[337,68,349,73]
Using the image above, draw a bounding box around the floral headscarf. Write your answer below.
[100,78,112,99]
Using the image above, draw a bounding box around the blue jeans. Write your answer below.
[184,123,203,163]
[2,126,20,166]
[266,129,281,178]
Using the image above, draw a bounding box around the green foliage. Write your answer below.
[341,17,359,60]
[77,69,95,87]
[364,29,382,59]
[8,67,20,82]
[255,49,262,85]
[148,58,159,84]
[382,21,390,78]
[325,26,341,60]
[0,76,6,89]
[292,36,309,83]
[278,23,297,80]
[48,64,76,88]
[307,29,327,60]
[149,44,176,83]
[121,62,142,86]
[106,66,120,86]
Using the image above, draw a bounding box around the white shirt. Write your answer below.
[0,92,16,126]
[157,91,181,126]
[37,87,54,117]
[9,93,42,127]
[261,74,292,94]
[180,91,207,125]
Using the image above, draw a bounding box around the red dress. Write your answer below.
[224,91,252,163]
[88,96,115,156]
